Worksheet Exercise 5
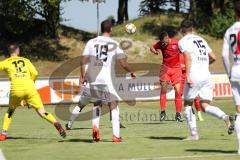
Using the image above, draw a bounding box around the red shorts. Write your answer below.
[159,65,182,85]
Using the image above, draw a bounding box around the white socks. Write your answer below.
[68,105,81,125]
[184,106,198,136]
[236,113,240,153]
[205,105,227,120]
[92,105,101,128]
[111,106,120,138]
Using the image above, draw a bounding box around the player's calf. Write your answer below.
[54,122,67,138]
[37,108,67,138]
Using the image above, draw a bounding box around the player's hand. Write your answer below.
[80,78,87,86]
[154,49,162,55]
[186,75,193,88]
[130,72,136,79]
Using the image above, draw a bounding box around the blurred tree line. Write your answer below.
[0,0,237,41]
[0,0,62,39]
[138,0,236,38]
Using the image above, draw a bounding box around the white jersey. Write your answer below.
[178,33,212,83]
[83,36,124,85]
[222,22,240,81]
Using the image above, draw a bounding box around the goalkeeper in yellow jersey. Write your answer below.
[0,44,66,141]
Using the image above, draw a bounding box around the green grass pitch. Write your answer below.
[0,100,239,160]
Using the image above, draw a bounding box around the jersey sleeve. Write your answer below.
[26,60,38,81]
[152,41,161,50]
[82,40,93,56]
[204,40,213,54]
[178,40,186,53]
[116,43,126,59]
[0,60,5,71]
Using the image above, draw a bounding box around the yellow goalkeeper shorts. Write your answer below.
[9,88,44,109]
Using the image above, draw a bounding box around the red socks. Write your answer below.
[160,93,166,111]
[175,91,182,113]
[194,97,201,112]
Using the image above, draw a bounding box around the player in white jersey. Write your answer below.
[222,1,240,154]
[66,20,135,142]
[178,19,234,141]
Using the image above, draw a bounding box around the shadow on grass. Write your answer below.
[62,139,113,143]
[127,122,164,125]
[70,127,92,130]
[127,121,179,125]
[62,138,94,143]
[146,136,184,140]
[7,136,56,140]
[185,149,236,154]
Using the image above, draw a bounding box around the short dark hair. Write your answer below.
[8,44,19,55]
[234,0,240,17]
[158,31,168,40]
[180,19,193,33]
[101,20,112,33]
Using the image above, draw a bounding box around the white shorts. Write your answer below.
[79,84,118,106]
[230,81,240,105]
[184,79,213,101]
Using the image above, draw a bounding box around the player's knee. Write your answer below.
[174,83,181,92]
[8,109,15,118]
[184,100,193,107]
[200,100,211,111]
[174,90,181,98]
[36,108,47,116]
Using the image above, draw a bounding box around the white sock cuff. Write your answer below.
[72,106,80,114]
[184,106,192,112]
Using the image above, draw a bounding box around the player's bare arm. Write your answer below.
[183,51,192,87]
[222,38,231,77]
[209,52,217,64]
[80,55,89,85]
[118,58,136,78]
[150,46,162,55]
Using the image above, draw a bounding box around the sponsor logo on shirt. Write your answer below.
[172,45,177,50]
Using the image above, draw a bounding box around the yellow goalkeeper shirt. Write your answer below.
[0,56,38,90]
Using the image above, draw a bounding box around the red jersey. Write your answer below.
[153,38,181,68]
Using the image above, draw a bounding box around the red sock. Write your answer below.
[194,97,201,112]
[175,91,182,113]
[160,91,166,111]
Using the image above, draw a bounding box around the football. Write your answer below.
[125,23,136,34]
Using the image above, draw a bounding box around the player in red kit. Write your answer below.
[179,54,204,121]
[150,31,183,122]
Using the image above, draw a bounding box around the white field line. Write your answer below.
[0,149,6,160]
[120,153,239,160]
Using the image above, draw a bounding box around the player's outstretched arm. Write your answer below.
[209,52,217,64]
[117,58,136,78]
[80,55,89,85]
[150,46,162,55]
[222,35,231,76]
[183,51,192,87]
